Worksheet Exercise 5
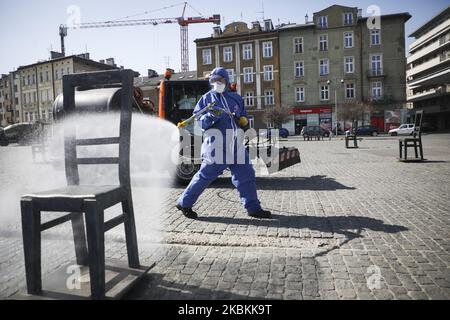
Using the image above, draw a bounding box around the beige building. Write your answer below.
[279,5,411,134]
[195,20,280,129]
[16,54,117,123]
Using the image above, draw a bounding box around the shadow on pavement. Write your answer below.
[197,214,408,239]
[210,175,356,191]
[125,273,257,300]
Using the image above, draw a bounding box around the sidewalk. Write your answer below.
[1,134,449,299]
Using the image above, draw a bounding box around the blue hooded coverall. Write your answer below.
[177,67,262,214]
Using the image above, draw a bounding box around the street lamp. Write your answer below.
[327,79,344,136]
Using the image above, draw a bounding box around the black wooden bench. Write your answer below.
[20,69,141,299]
[345,121,358,148]
[399,110,424,162]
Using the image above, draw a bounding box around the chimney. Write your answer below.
[99,59,105,64]
[305,14,309,24]
[252,21,261,31]
[147,69,158,78]
[357,9,362,18]
[264,19,273,31]
[213,26,222,37]
[105,58,115,66]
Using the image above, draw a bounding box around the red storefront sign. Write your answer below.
[291,107,332,114]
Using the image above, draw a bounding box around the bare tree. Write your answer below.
[263,107,291,128]
[338,100,373,125]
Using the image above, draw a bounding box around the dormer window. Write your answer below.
[344,12,353,25]
[318,16,328,28]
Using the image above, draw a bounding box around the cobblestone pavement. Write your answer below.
[0,134,449,300]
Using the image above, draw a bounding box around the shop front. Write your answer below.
[285,107,333,135]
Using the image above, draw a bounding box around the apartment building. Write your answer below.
[195,19,280,129]
[0,74,13,126]
[407,6,450,131]
[279,5,411,134]
[16,53,117,123]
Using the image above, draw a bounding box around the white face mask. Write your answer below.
[213,82,226,93]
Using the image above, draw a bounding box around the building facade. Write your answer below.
[14,54,117,124]
[195,20,280,129]
[279,5,411,134]
[407,6,450,131]
[0,74,13,126]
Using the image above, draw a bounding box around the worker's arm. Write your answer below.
[195,97,223,131]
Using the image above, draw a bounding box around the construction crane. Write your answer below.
[59,2,220,72]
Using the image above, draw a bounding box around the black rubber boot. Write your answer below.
[176,204,198,219]
[248,209,272,219]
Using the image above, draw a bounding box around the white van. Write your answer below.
[388,124,414,136]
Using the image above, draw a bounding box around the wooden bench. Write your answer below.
[399,110,424,162]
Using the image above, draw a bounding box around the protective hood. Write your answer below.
[209,67,230,90]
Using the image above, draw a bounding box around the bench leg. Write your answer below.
[399,140,402,159]
[419,140,424,160]
[71,213,89,266]
[84,200,105,299]
[122,195,140,268]
[21,199,42,295]
[405,143,408,159]
[413,140,418,158]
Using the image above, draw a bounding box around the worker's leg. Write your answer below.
[177,162,226,208]
[229,162,261,214]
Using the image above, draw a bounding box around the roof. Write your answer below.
[358,12,411,23]
[17,55,118,71]
[135,71,198,87]
[409,5,450,38]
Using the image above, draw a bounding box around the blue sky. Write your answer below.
[0,0,448,75]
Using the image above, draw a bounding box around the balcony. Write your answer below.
[366,69,386,78]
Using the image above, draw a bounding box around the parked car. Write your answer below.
[260,128,289,139]
[389,124,414,136]
[348,125,379,136]
[0,122,36,146]
[301,126,330,138]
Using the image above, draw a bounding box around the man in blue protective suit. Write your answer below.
[176,67,271,219]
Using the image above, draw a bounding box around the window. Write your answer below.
[345,83,355,99]
[40,90,45,102]
[41,110,46,120]
[294,61,304,78]
[264,90,274,105]
[32,74,36,85]
[55,69,59,80]
[263,65,274,81]
[344,32,353,48]
[27,75,31,85]
[371,54,382,75]
[46,71,49,82]
[372,81,382,99]
[243,67,253,83]
[66,67,70,75]
[226,69,235,83]
[33,92,36,103]
[23,94,26,104]
[39,72,43,83]
[202,49,212,65]
[345,57,354,73]
[320,85,329,101]
[244,92,254,107]
[344,13,353,25]
[248,115,254,128]
[263,41,273,58]
[319,59,329,76]
[47,110,52,121]
[319,35,328,51]
[223,47,233,62]
[293,37,303,53]
[295,87,305,102]
[243,43,252,60]
[318,16,327,28]
[371,29,381,45]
